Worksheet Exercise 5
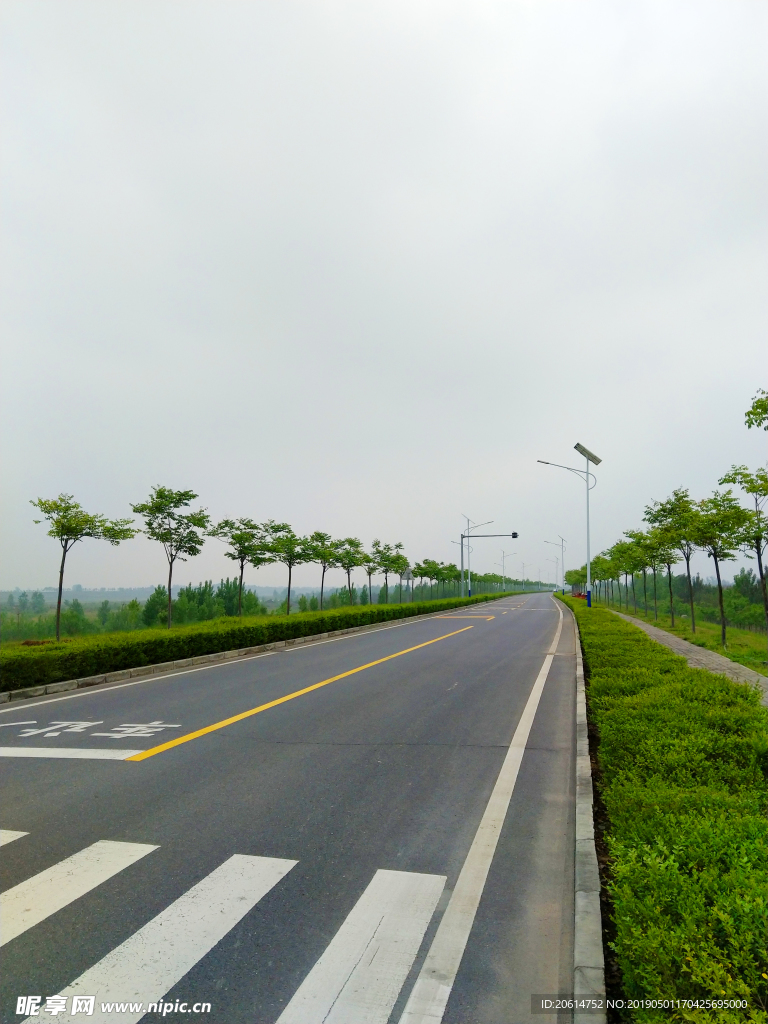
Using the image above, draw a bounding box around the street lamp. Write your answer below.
[495,549,517,592]
[546,557,558,589]
[538,443,601,607]
[544,537,566,594]
[521,562,529,591]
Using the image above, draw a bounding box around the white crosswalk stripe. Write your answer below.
[26,854,297,1023]
[1,840,158,946]
[276,869,446,1024]
[0,829,29,846]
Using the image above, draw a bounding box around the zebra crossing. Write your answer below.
[2,831,447,1023]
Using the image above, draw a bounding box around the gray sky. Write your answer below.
[2,0,766,593]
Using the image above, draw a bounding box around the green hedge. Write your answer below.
[559,597,768,1023]
[0,593,509,692]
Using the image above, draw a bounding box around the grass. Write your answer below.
[560,596,768,1024]
[592,599,768,677]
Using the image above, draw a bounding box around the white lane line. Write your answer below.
[277,869,446,1024]
[0,830,29,846]
[399,598,564,1024]
[0,747,142,760]
[2,840,158,946]
[26,854,297,1024]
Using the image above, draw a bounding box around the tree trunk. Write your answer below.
[642,570,648,617]
[368,574,373,604]
[286,563,293,615]
[684,553,696,633]
[56,542,69,642]
[167,559,174,628]
[652,568,658,621]
[631,574,637,614]
[238,559,244,616]
[755,541,768,662]
[320,565,326,610]
[713,554,726,647]
[666,564,675,627]
[347,569,353,602]
[384,572,388,603]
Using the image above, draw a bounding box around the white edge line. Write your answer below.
[0,600,511,714]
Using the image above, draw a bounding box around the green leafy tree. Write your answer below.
[390,551,410,602]
[360,549,379,605]
[306,531,340,610]
[131,487,210,628]
[31,493,136,640]
[643,528,675,622]
[744,388,768,431]
[98,600,111,625]
[372,540,403,604]
[266,523,311,615]
[30,591,46,615]
[142,586,169,627]
[335,538,365,602]
[208,518,271,616]
[719,465,768,642]
[695,490,751,647]
[643,490,700,631]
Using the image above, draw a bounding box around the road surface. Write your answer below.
[0,593,575,1024]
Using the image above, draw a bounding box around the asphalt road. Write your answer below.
[0,594,576,1024]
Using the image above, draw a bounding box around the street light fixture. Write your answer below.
[544,536,566,594]
[538,443,601,606]
[495,549,517,592]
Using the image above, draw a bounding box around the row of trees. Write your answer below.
[565,390,768,648]
[31,488,521,639]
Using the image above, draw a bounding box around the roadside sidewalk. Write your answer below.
[609,609,768,706]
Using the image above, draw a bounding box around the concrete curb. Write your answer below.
[570,607,607,1024]
[1,595,515,704]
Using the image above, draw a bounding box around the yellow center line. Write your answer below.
[127,625,475,762]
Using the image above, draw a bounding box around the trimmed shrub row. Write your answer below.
[0,593,509,691]
[559,597,768,1023]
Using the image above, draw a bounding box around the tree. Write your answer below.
[744,388,768,431]
[695,490,751,647]
[266,523,311,615]
[361,549,380,605]
[643,489,700,632]
[306,531,340,610]
[719,465,768,643]
[390,551,410,602]
[372,540,403,603]
[643,529,674,622]
[131,487,210,628]
[335,537,365,602]
[208,518,271,616]
[31,494,136,640]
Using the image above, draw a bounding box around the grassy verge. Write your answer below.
[559,596,768,1024]
[593,599,768,678]
[0,593,509,692]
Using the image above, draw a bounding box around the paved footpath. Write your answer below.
[610,610,768,706]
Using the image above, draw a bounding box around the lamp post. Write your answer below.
[538,443,601,607]
[495,549,517,592]
[521,562,529,591]
[545,537,566,594]
[546,556,558,590]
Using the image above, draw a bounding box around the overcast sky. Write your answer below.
[2,0,766,594]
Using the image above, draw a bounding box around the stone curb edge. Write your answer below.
[1,594,514,704]
[569,604,607,1024]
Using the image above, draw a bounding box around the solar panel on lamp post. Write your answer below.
[538,443,601,607]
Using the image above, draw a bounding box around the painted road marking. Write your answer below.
[0,747,142,760]
[25,855,297,1024]
[277,869,445,1024]
[0,830,29,846]
[399,598,564,1023]
[127,626,474,762]
[1,841,158,946]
